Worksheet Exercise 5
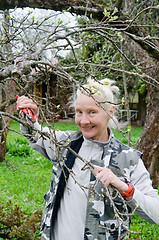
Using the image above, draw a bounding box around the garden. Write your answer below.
[0,1,159,239]
[0,121,159,239]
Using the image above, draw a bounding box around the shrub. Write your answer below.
[0,201,42,240]
[6,138,32,157]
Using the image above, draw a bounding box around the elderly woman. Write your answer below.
[17,78,159,240]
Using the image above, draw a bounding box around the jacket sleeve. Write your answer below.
[20,121,70,162]
[127,158,159,224]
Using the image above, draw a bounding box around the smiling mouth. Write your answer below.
[82,126,95,129]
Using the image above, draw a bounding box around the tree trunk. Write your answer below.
[136,64,159,188]
[0,115,7,162]
[138,92,147,126]
[0,10,16,162]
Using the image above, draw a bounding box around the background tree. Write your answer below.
[0,0,158,190]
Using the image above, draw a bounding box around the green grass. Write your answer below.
[1,121,52,213]
[1,120,159,239]
[130,214,159,240]
[0,120,79,213]
[113,127,143,146]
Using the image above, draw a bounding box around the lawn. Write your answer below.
[1,121,80,213]
[0,120,159,239]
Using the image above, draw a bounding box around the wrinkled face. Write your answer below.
[75,93,113,142]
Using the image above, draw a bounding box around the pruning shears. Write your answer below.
[16,95,35,123]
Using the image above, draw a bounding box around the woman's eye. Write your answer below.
[90,111,95,115]
[76,110,82,114]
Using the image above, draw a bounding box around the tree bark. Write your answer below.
[136,63,159,188]
[0,10,16,162]
[0,0,99,12]
[138,92,146,126]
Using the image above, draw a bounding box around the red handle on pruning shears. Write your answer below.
[16,95,35,123]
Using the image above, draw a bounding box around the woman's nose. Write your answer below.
[80,114,90,125]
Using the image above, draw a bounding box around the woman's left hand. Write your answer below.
[93,166,129,195]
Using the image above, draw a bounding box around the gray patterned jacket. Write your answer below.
[21,123,159,240]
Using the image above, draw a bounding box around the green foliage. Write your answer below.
[130,214,159,240]
[7,138,32,157]
[57,18,64,25]
[103,8,110,18]
[103,7,118,21]
[138,81,147,96]
[0,200,42,240]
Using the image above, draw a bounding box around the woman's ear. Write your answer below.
[109,106,115,117]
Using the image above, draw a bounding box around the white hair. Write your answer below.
[76,77,119,129]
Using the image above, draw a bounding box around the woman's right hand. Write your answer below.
[16,96,39,120]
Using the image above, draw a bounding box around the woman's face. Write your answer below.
[75,93,114,142]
